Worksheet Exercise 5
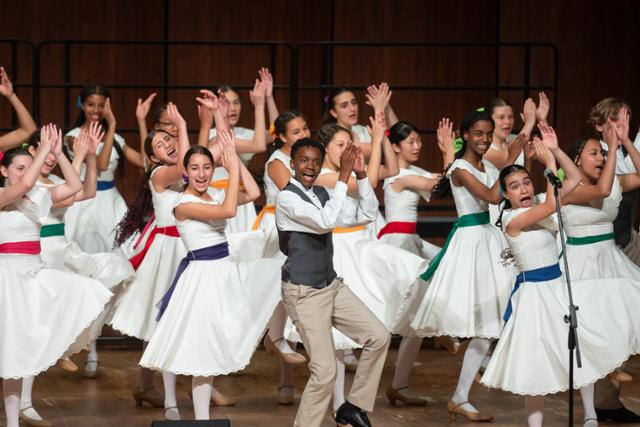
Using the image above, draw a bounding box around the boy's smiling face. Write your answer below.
[291,145,323,188]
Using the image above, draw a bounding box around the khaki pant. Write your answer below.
[282,278,390,427]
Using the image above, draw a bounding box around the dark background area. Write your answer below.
[1,0,639,208]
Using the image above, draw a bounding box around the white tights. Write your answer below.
[3,378,21,427]
[524,384,597,427]
[451,337,493,412]
[192,376,214,420]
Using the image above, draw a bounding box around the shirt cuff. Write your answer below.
[334,181,348,197]
[356,177,373,197]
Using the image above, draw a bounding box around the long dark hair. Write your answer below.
[321,87,352,125]
[73,84,124,176]
[569,136,601,164]
[495,164,532,228]
[113,131,167,247]
[432,110,494,199]
[183,145,214,170]
[272,110,306,151]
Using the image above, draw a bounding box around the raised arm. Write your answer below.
[366,82,399,127]
[151,103,191,190]
[0,66,37,150]
[224,129,260,205]
[46,125,83,203]
[561,121,617,204]
[96,97,117,172]
[505,139,557,236]
[0,127,51,208]
[614,108,640,191]
[196,90,217,148]
[245,78,268,153]
[259,67,279,127]
[136,93,157,156]
[72,122,103,201]
[452,168,501,204]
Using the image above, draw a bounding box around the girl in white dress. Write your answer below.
[481,136,640,427]
[378,119,455,405]
[410,110,515,421]
[110,103,190,418]
[559,116,640,384]
[140,141,283,421]
[17,124,136,426]
[0,126,111,427]
[63,85,144,254]
[310,118,432,412]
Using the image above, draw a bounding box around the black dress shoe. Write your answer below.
[595,406,640,423]
[335,401,372,427]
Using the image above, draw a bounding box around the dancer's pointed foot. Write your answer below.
[447,399,493,422]
[19,406,52,427]
[264,335,307,364]
[385,385,428,406]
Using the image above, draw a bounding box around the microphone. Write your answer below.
[544,169,563,188]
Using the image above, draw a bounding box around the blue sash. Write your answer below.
[156,242,230,320]
[503,263,562,323]
[97,180,116,191]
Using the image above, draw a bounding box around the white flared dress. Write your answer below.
[410,159,515,338]
[480,207,640,395]
[0,186,111,379]
[109,170,186,341]
[287,169,430,349]
[563,177,640,282]
[139,188,283,376]
[64,128,129,254]
[379,166,441,259]
[37,176,135,339]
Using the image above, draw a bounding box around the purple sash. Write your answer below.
[156,242,230,320]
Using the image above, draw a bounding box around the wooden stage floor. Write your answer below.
[4,343,640,426]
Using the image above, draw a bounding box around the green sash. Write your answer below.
[566,232,614,246]
[40,223,65,238]
[421,211,490,281]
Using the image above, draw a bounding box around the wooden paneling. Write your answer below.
[1,0,639,206]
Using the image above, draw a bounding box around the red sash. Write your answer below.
[376,221,417,239]
[0,241,41,254]
[129,226,180,270]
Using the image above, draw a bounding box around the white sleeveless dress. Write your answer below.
[109,168,186,341]
[380,166,441,259]
[410,159,515,338]
[139,188,283,376]
[63,127,129,254]
[481,207,640,395]
[0,186,111,379]
[562,177,640,281]
[38,175,135,291]
[256,149,291,257]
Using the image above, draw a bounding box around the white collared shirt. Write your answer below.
[600,132,640,175]
[276,177,379,234]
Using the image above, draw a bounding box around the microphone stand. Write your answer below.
[550,175,582,427]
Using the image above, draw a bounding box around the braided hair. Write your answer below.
[432,110,494,199]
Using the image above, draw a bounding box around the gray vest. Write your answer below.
[277,183,337,288]
[613,189,639,247]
